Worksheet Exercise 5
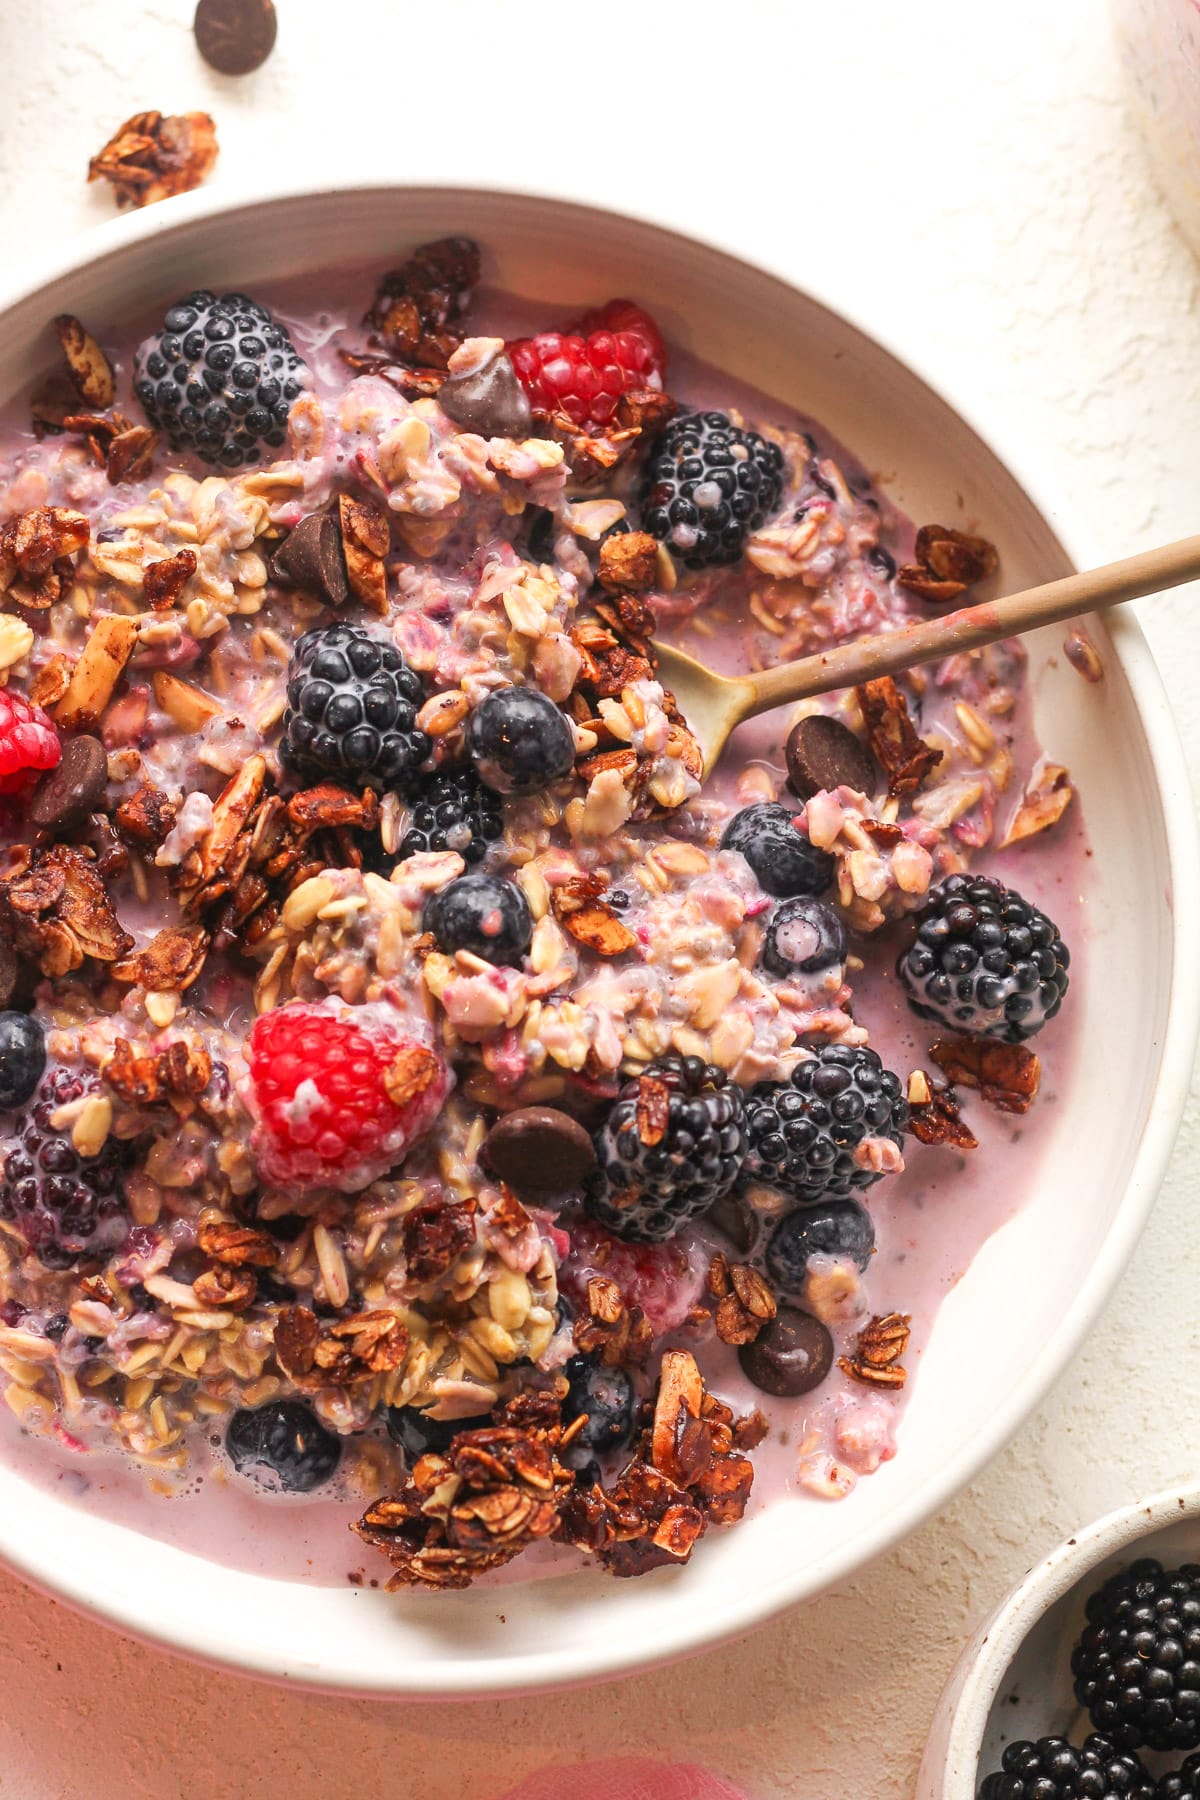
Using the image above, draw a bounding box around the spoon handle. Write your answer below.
[743,532,1200,715]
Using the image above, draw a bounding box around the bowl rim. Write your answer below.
[0,176,1196,1695]
[929,1481,1200,1797]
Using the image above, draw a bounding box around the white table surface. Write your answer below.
[1,1,1198,1794]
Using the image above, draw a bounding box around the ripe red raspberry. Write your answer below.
[0,690,60,794]
[560,1219,706,1336]
[245,1005,448,1194]
[507,299,666,428]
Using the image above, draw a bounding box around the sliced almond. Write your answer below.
[54,315,115,409]
[152,669,222,732]
[651,1349,704,1481]
[53,614,138,730]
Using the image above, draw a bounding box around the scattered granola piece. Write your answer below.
[855,676,944,796]
[1000,761,1074,848]
[113,782,178,850]
[598,531,659,595]
[572,1275,652,1369]
[102,1036,212,1108]
[367,237,481,370]
[907,1078,979,1149]
[338,494,389,615]
[898,524,998,605]
[402,1198,477,1285]
[0,506,88,608]
[88,110,219,209]
[708,1252,777,1347]
[839,1312,912,1388]
[929,1035,1041,1114]
[53,316,114,409]
[3,843,132,973]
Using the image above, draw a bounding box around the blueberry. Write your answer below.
[720,803,834,899]
[225,1400,341,1493]
[0,1013,45,1109]
[424,872,533,966]
[760,897,846,979]
[466,687,575,795]
[385,1403,491,1463]
[563,1355,636,1460]
[765,1199,876,1296]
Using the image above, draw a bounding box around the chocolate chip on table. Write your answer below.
[193,0,277,74]
[785,713,877,801]
[437,349,533,440]
[738,1306,834,1397]
[482,1106,597,1202]
[28,735,108,832]
[270,511,349,607]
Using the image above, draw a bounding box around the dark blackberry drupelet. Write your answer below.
[1159,1752,1200,1798]
[398,766,503,865]
[765,1199,876,1295]
[979,1733,1153,1800]
[639,409,785,568]
[133,290,308,467]
[226,1400,341,1493]
[280,623,428,791]
[721,803,835,900]
[0,1067,132,1269]
[587,1055,747,1243]
[1072,1558,1200,1752]
[744,1043,908,1204]
[897,872,1070,1042]
[466,686,575,795]
[424,872,533,966]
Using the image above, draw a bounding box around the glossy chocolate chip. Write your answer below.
[738,1306,833,1397]
[438,350,532,440]
[193,0,277,74]
[482,1106,597,1202]
[785,713,877,801]
[270,510,349,607]
[29,735,108,832]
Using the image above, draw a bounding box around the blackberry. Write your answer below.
[0,1067,132,1269]
[385,1402,491,1463]
[744,1043,907,1204]
[0,1012,45,1109]
[466,686,575,795]
[587,1055,747,1243]
[979,1734,1153,1800]
[720,803,834,900]
[760,896,846,979]
[133,291,308,468]
[1072,1558,1200,1752]
[280,623,428,791]
[226,1400,341,1493]
[765,1199,875,1295]
[1159,1753,1200,1798]
[897,873,1070,1042]
[399,766,503,865]
[424,872,533,966]
[562,1355,636,1465]
[639,409,785,568]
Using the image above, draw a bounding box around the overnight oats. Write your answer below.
[0,238,1081,1591]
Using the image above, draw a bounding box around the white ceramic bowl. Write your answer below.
[0,183,1195,1696]
[918,1484,1200,1796]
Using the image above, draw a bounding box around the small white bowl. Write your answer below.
[0,183,1195,1695]
[918,1484,1200,1796]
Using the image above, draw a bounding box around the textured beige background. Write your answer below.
[0,1,1198,1795]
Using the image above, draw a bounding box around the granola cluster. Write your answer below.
[0,238,1080,1590]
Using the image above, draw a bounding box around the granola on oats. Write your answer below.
[0,239,1082,1589]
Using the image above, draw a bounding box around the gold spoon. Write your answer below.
[652,533,1200,775]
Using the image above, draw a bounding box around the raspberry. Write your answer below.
[508,298,665,427]
[245,1004,448,1194]
[560,1218,706,1335]
[0,691,59,794]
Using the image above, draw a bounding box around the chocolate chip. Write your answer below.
[482,1106,597,1202]
[29,735,108,832]
[738,1307,833,1397]
[437,350,532,440]
[193,0,277,74]
[785,713,877,801]
[270,510,349,607]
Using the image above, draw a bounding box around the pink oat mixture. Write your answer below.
[0,241,1085,1589]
